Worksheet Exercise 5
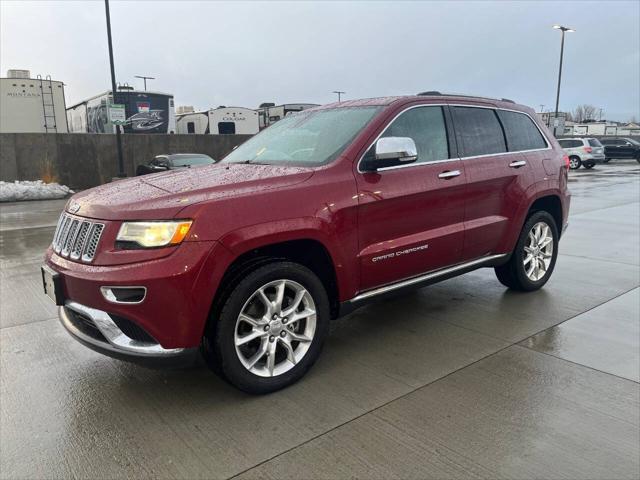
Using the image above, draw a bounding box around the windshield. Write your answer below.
[625,138,640,146]
[171,155,214,167]
[222,106,381,166]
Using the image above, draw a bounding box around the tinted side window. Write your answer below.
[497,110,547,151]
[588,138,602,147]
[452,107,506,157]
[559,139,582,148]
[381,106,449,164]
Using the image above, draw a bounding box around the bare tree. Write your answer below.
[572,104,598,122]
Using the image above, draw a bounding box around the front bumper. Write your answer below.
[45,240,233,349]
[60,301,199,366]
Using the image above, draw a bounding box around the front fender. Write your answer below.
[218,217,358,301]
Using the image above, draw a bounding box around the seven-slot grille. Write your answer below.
[52,213,105,263]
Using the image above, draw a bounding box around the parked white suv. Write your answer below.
[558,138,605,170]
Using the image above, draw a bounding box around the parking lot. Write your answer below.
[1,160,638,479]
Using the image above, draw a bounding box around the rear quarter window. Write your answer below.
[451,107,506,157]
[497,110,547,151]
[588,139,603,147]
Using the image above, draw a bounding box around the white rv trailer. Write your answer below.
[0,70,68,133]
[176,107,259,135]
[67,88,176,134]
[257,103,320,129]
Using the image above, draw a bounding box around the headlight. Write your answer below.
[116,221,193,248]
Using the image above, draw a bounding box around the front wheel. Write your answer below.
[569,156,582,170]
[584,163,595,169]
[495,211,559,291]
[202,261,330,394]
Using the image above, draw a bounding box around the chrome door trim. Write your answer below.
[438,170,461,179]
[356,103,552,174]
[349,254,508,304]
[509,160,527,168]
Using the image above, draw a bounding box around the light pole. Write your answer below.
[332,90,345,102]
[135,75,155,91]
[105,0,125,177]
[552,24,575,136]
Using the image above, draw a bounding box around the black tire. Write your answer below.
[495,211,559,292]
[603,158,611,163]
[202,261,330,394]
[584,163,595,169]
[568,156,582,170]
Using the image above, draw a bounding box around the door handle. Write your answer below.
[438,170,461,179]
[509,160,527,168]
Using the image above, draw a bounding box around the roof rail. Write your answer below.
[416,91,516,104]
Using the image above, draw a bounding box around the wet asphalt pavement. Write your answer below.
[1,160,639,479]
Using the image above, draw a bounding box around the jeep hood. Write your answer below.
[70,163,314,220]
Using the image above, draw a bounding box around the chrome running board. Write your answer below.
[349,253,508,304]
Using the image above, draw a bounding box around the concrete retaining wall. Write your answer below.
[0,133,253,189]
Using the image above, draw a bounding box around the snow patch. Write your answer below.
[0,180,74,202]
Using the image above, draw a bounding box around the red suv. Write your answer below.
[42,93,570,393]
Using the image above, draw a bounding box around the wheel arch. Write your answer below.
[527,194,563,233]
[206,222,349,335]
[498,188,566,254]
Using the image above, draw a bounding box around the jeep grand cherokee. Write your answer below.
[43,93,571,393]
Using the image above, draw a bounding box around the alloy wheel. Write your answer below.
[234,279,317,377]
[523,221,554,281]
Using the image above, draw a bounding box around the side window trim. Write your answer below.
[356,103,551,173]
[450,104,551,160]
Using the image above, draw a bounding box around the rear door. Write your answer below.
[355,105,466,291]
[451,106,535,261]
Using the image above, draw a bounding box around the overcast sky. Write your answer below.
[1,0,638,121]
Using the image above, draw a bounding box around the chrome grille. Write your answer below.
[52,213,105,263]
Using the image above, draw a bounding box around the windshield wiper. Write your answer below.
[241,159,269,165]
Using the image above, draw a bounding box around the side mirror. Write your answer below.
[361,137,418,171]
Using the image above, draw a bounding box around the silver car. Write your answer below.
[557,137,606,169]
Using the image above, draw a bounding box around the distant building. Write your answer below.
[537,111,567,137]
[176,105,195,115]
[563,121,640,137]
[176,107,259,135]
[256,103,320,129]
[0,69,68,133]
[66,87,175,134]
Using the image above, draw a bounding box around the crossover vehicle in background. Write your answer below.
[600,137,640,162]
[42,93,570,394]
[135,153,215,176]
[557,137,605,169]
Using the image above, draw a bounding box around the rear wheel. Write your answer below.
[202,261,330,394]
[569,156,582,170]
[495,211,559,291]
[603,158,611,163]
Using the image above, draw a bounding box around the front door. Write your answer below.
[355,105,466,291]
